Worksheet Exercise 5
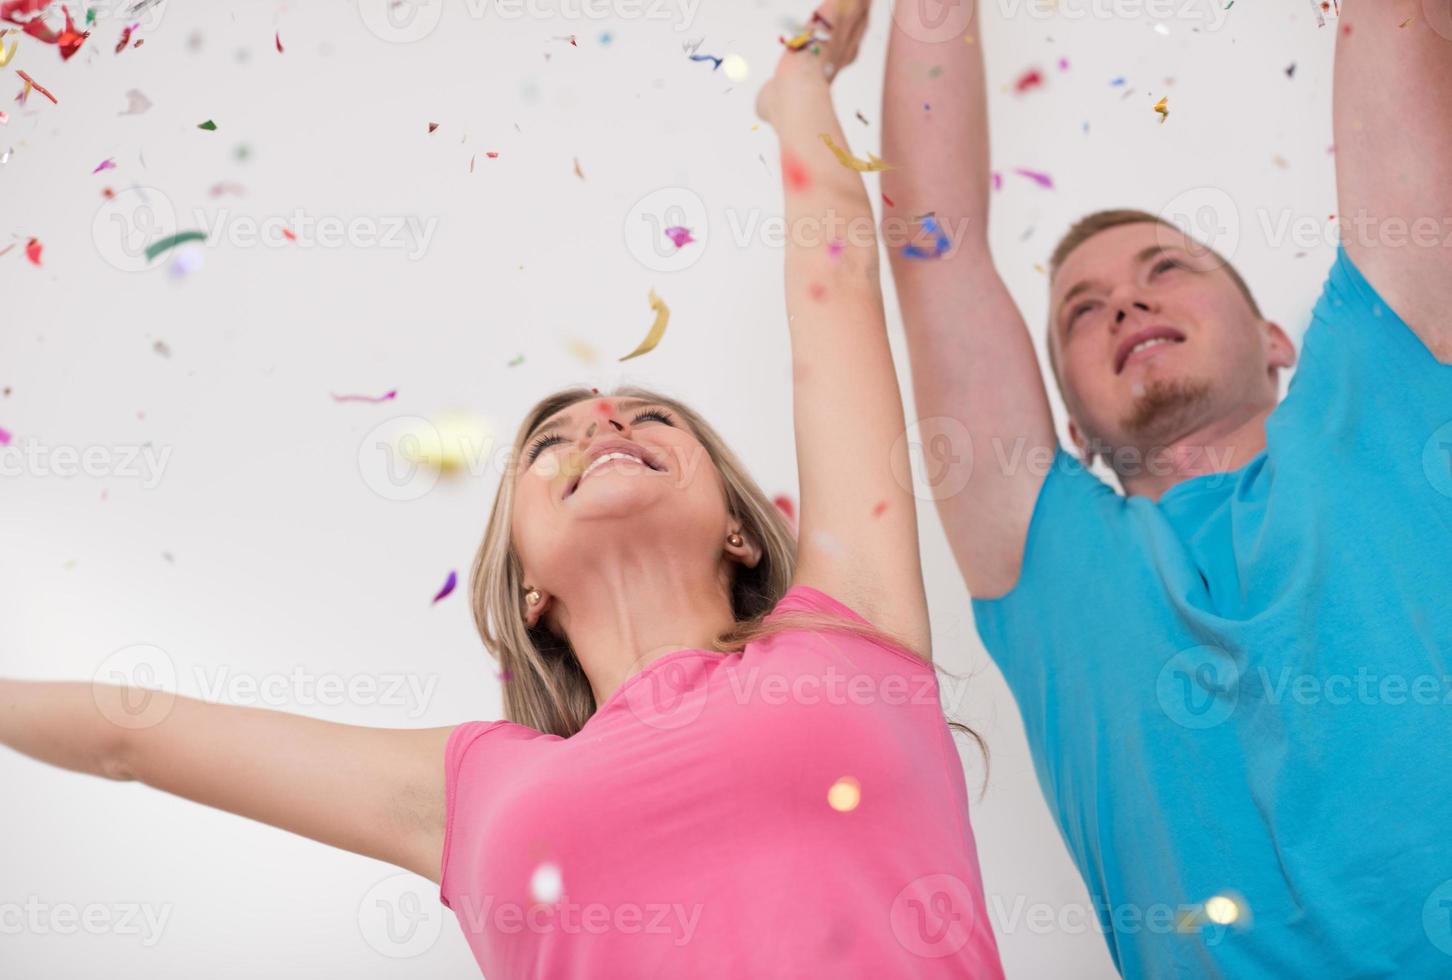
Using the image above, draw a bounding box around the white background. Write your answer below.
[3,0,1343,976]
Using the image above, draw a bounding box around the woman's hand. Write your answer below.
[756,0,870,127]
[814,0,870,81]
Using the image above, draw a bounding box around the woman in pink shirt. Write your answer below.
[0,11,1003,977]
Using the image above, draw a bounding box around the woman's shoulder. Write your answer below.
[759,584,933,674]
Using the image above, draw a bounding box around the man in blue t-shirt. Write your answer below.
[869,0,1452,976]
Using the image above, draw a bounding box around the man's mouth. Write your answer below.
[1115,326,1186,375]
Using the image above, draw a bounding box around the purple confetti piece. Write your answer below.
[663,226,695,248]
[93,158,116,174]
[1012,167,1054,189]
[432,570,458,604]
[0,426,11,446]
[991,171,1003,191]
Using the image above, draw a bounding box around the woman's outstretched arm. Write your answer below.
[0,678,455,882]
[758,30,932,658]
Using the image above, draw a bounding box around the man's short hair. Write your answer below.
[1044,209,1263,380]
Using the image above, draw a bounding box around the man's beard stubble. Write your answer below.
[1120,377,1214,442]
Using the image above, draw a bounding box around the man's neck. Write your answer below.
[1116,405,1275,501]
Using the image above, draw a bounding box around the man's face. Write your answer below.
[1047,222,1291,457]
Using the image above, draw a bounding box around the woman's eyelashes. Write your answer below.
[525,408,676,465]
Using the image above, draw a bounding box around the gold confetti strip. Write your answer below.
[619,288,670,361]
[818,133,892,173]
[1154,95,1169,123]
[0,30,17,68]
[782,26,817,51]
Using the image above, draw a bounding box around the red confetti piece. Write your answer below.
[15,69,57,104]
[275,30,283,53]
[432,570,458,604]
[881,191,895,207]
[808,283,826,301]
[485,150,499,158]
[783,151,811,192]
[281,227,296,241]
[773,494,796,522]
[115,23,136,54]
[24,237,41,265]
[1013,68,1044,94]
[871,500,888,518]
[329,389,396,403]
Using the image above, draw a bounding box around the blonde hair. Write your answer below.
[469,384,983,761]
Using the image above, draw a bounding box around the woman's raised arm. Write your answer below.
[758,31,932,658]
[0,678,455,882]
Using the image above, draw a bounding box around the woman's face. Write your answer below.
[509,396,733,604]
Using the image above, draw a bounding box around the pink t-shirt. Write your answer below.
[440,585,1004,978]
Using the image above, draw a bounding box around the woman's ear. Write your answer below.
[724,526,763,570]
[521,581,552,628]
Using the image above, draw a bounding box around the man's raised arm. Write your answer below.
[882,1,1059,598]
[1334,0,1452,362]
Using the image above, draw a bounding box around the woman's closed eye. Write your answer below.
[525,408,676,465]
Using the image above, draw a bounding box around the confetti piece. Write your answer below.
[153,339,170,357]
[780,26,823,50]
[881,191,894,207]
[168,244,204,279]
[485,150,499,158]
[619,289,670,362]
[827,239,844,260]
[1013,68,1044,94]
[530,863,563,904]
[1058,57,1070,71]
[507,353,525,367]
[432,570,457,604]
[0,33,16,68]
[119,88,150,114]
[855,110,869,126]
[1153,95,1168,123]
[573,156,585,180]
[281,227,296,241]
[565,338,598,364]
[871,500,888,518]
[688,52,722,69]
[24,236,40,265]
[197,119,217,130]
[92,157,115,174]
[15,69,56,103]
[827,776,861,812]
[783,151,811,191]
[721,53,748,82]
[0,425,11,445]
[330,389,396,404]
[1012,167,1053,189]
[663,226,694,249]
[991,171,1003,191]
[808,283,827,301]
[427,121,438,134]
[143,230,206,262]
[552,33,577,46]
[819,133,891,172]
[275,30,283,53]
[1284,63,1295,79]
[772,494,796,522]
[902,214,951,260]
[1110,76,1127,87]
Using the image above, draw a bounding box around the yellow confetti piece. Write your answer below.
[0,32,17,69]
[1154,95,1169,123]
[819,133,892,172]
[619,288,670,361]
[963,34,975,44]
[565,338,599,364]
[783,26,816,51]
[827,776,861,812]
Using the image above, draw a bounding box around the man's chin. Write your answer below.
[1120,377,1214,442]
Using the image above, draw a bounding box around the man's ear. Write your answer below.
[724,526,763,569]
[1263,319,1297,372]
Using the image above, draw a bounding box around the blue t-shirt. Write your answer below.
[972,245,1452,978]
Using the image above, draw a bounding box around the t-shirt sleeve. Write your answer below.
[768,583,932,672]
[970,450,1151,706]
[439,719,519,909]
[1270,244,1448,458]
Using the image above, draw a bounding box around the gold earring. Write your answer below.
[523,587,542,606]
[726,531,744,548]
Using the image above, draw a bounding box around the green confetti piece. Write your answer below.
[197,119,217,131]
[85,7,96,24]
[145,231,207,263]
